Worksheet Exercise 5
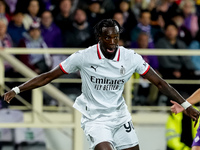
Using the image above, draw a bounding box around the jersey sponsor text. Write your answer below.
[91,76,124,91]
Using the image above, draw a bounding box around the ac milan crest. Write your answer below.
[120,65,125,75]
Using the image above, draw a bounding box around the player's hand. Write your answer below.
[170,100,184,114]
[2,90,16,103]
[185,106,200,127]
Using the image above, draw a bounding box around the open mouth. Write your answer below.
[107,48,115,53]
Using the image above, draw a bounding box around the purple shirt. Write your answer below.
[40,23,63,48]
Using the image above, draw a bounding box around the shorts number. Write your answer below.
[124,121,134,133]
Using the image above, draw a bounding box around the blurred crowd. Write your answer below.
[1,0,200,105]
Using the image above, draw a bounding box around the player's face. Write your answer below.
[99,26,119,57]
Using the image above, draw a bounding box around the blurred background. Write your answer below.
[0,0,200,149]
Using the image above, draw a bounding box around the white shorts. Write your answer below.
[81,115,139,150]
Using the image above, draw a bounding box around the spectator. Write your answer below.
[188,32,200,72]
[131,32,158,70]
[166,111,199,150]
[23,0,41,30]
[117,0,137,34]
[15,0,45,15]
[7,11,26,47]
[113,12,130,47]
[172,12,193,46]
[179,0,199,38]
[155,21,195,93]
[131,32,159,105]
[40,10,62,48]
[0,18,13,76]
[40,10,63,77]
[18,22,52,74]
[157,21,197,97]
[100,0,115,17]
[84,0,116,18]
[130,0,149,21]
[0,18,12,48]
[196,0,200,24]
[0,0,11,22]
[148,0,160,11]
[150,0,179,24]
[4,0,18,14]
[130,9,159,47]
[54,0,73,32]
[62,8,92,47]
[86,0,104,28]
[42,0,53,11]
[148,12,166,43]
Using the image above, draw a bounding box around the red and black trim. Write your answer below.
[59,64,68,74]
[117,49,120,61]
[97,44,120,61]
[140,65,150,76]
[97,44,102,59]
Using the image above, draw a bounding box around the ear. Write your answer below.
[98,36,101,41]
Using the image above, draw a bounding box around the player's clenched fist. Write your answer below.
[186,106,200,127]
[3,90,16,103]
[171,100,200,127]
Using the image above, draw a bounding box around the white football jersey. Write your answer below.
[60,43,150,119]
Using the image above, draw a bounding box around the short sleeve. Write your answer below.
[135,53,150,75]
[59,51,82,74]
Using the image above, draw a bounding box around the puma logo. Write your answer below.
[91,66,98,72]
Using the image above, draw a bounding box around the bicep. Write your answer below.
[142,67,166,87]
[46,66,65,81]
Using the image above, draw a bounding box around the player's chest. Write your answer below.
[83,59,132,78]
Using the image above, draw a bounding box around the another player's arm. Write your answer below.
[186,88,200,105]
[142,67,200,122]
[171,88,200,114]
[3,66,65,103]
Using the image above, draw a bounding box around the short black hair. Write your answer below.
[164,21,178,30]
[172,11,184,19]
[93,19,123,40]
[139,9,150,18]
[13,10,24,16]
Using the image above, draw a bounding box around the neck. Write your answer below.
[43,24,51,28]
[14,22,23,27]
[30,14,37,18]
[62,11,70,17]
[74,22,87,30]
[169,38,176,45]
[100,44,117,60]
[77,24,85,30]
[0,34,5,40]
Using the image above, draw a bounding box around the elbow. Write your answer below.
[156,80,169,91]
[35,73,52,87]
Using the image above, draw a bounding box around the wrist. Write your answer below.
[181,101,191,110]
[12,87,20,94]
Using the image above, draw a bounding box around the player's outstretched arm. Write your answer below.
[3,66,65,103]
[170,88,200,114]
[142,67,200,123]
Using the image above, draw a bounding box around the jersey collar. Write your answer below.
[97,43,120,61]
